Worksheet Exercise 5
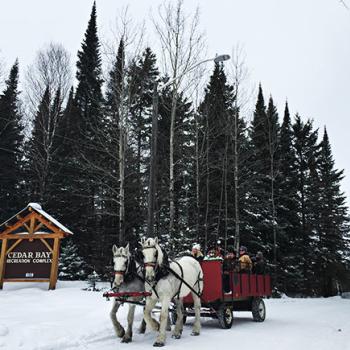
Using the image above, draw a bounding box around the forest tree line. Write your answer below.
[0,1,349,296]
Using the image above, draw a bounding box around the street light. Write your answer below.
[147,54,231,237]
[158,54,231,92]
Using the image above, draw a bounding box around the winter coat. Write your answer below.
[239,254,253,272]
[223,256,238,271]
[253,258,266,274]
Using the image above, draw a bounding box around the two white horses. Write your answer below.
[111,238,203,347]
[141,237,203,347]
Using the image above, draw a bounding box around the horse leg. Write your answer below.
[166,314,171,332]
[139,308,147,334]
[121,303,136,343]
[110,299,125,338]
[144,298,159,332]
[172,298,184,339]
[154,296,171,347]
[160,311,171,331]
[191,294,201,336]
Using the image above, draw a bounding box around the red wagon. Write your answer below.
[178,260,272,329]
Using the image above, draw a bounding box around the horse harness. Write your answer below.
[142,245,203,299]
[166,262,203,299]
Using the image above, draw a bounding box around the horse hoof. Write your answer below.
[117,329,125,338]
[121,337,132,343]
[172,334,181,339]
[191,331,200,336]
[153,341,165,347]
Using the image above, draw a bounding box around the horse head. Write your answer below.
[112,243,131,287]
[140,237,163,283]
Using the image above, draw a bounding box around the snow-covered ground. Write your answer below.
[1,281,349,350]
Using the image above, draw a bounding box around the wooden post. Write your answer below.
[0,239,8,289]
[49,238,60,290]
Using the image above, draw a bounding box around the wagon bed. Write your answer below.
[180,260,272,328]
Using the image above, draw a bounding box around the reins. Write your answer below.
[165,264,203,299]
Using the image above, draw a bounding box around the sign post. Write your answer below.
[0,203,72,290]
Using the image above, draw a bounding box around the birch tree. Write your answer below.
[153,0,205,242]
[25,44,72,205]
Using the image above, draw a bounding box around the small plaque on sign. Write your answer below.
[25,273,34,278]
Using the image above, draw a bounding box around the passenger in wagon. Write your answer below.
[205,246,223,260]
[238,246,253,272]
[252,251,266,274]
[191,244,204,262]
[223,246,238,271]
[223,246,238,293]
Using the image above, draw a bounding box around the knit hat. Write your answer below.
[239,246,247,252]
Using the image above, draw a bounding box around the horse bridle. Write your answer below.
[113,254,130,277]
[142,246,158,269]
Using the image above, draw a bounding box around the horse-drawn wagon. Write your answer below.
[105,251,272,335]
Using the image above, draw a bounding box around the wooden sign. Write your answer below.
[0,203,72,290]
[5,239,53,279]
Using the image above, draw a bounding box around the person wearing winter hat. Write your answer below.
[253,251,266,274]
[223,245,238,271]
[191,243,204,262]
[238,245,253,272]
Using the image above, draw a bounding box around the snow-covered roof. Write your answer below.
[0,203,73,235]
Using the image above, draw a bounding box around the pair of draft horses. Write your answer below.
[110,237,203,347]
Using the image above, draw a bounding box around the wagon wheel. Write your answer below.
[170,309,187,325]
[252,298,266,322]
[217,305,233,329]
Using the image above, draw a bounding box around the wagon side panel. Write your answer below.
[184,260,222,305]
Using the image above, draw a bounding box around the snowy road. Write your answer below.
[0,281,349,350]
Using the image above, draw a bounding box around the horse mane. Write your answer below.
[155,244,170,280]
[155,243,164,266]
[124,254,137,283]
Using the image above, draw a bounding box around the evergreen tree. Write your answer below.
[291,116,320,294]
[198,63,235,250]
[49,88,80,221]
[71,1,104,264]
[27,87,59,205]
[127,47,159,241]
[314,128,349,296]
[58,239,88,280]
[0,60,23,222]
[276,102,300,291]
[248,87,280,256]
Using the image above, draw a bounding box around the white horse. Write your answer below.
[110,244,146,343]
[141,237,203,347]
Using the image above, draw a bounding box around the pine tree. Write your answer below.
[58,239,88,280]
[248,87,281,256]
[0,60,23,222]
[49,88,79,220]
[27,87,51,203]
[127,47,159,241]
[198,63,235,251]
[276,102,300,291]
[71,1,104,264]
[314,128,349,296]
[291,116,320,295]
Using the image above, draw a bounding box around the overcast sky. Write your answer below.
[1,0,350,200]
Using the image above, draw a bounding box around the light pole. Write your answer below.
[146,54,230,237]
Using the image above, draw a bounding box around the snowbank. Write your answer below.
[0,281,349,350]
